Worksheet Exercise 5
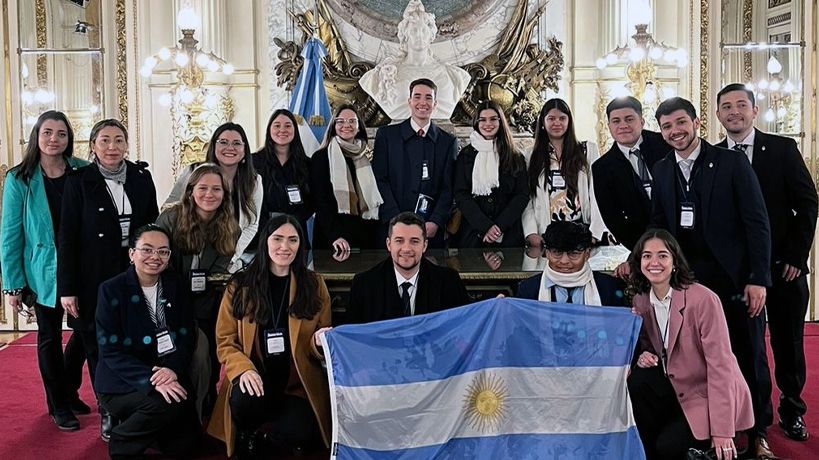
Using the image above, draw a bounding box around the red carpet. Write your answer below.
[1,326,817,459]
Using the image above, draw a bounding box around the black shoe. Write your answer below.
[69,398,92,415]
[52,411,80,431]
[779,416,809,441]
[100,413,115,443]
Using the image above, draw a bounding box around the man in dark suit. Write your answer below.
[347,212,470,324]
[650,97,775,458]
[372,78,458,248]
[517,221,625,306]
[715,83,818,442]
[593,96,671,251]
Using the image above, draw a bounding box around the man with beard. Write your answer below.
[715,83,817,443]
[650,97,775,459]
[347,212,469,324]
[372,78,458,248]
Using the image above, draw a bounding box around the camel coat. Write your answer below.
[206,273,332,456]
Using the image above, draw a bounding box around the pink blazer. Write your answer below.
[633,283,754,439]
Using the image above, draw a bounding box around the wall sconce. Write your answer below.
[74,20,91,34]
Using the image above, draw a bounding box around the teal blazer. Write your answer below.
[1,157,89,308]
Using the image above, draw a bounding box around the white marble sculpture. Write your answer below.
[359,0,472,120]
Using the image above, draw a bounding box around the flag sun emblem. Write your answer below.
[463,373,508,432]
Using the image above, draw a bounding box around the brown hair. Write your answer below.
[170,163,239,256]
[627,229,696,295]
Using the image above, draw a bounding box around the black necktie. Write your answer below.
[732,143,749,152]
[629,148,651,183]
[401,281,412,316]
[565,287,575,304]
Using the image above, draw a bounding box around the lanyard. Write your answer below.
[105,181,127,216]
[145,280,167,329]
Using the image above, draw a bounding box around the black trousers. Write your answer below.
[696,269,773,438]
[628,365,709,460]
[197,317,220,408]
[229,378,321,448]
[68,327,99,393]
[767,270,809,420]
[33,303,86,414]
[99,390,200,458]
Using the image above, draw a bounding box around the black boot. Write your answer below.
[100,406,116,443]
[233,430,258,460]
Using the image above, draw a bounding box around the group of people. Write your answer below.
[0,75,814,460]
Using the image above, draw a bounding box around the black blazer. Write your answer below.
[593,130,671,250]
[95,266,195,395]
[452,144,529,248]
[58,162,159,329]
[372,119,457,228]
[309,146,380,249]
[650,140,771,289]
[716,129,818,272]
[347,257,470,324]
[516,271,626,307]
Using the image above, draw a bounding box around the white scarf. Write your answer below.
[328,137,383,220]
[537,262,601,306]
[469,131,500,196]
[531,163,592,232]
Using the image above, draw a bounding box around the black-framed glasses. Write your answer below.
[133,247,172,259]
[545,249,587,261]
[215,139,244,148]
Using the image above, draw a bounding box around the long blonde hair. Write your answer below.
[171,163,239,256]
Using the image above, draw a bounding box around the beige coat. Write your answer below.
[206,273,332,456]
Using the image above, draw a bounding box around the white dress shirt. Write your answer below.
[675,142,702,182]
[649,286,673,348]
[726,130,755,163]
[410,119,431,137]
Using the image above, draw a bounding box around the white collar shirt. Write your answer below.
[649,286,673,348]
[395,267,421,316]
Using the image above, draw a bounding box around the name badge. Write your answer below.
[286,185,303,204]
[156,328,177,357]
[190,269,207,293]
[679,202,695,229]
[265,329,286,356]
[415,193,434,217]
[119,215,131,242]
[421,161,430,181]
[550,171,566,189]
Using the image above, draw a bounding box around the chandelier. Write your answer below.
[139,6,235,176]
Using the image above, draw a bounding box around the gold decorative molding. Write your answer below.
[34,0,47,86]
[131,0,141,160]
[115,0,127,125]
[594,82,611,152]
[699,0,709,136]
[3,0,13,168]
[742,0,753,83]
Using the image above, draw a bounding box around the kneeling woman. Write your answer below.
[207,215,332,457]
[627,230,753,460]
[95,224,199,458]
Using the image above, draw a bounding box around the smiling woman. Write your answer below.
[206,214,333,458]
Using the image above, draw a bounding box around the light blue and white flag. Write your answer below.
[289,36,332,145]
[321,297,645,459]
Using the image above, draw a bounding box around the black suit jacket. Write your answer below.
[347,257,470,324]
[95,266,195,395]
[372,119,457,228]
[650,140,771,289]
[516,271,627,307]
[58,161,159,329]
[593,130,670,250]
[716,129,818,272]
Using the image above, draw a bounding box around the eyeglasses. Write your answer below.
[133,247,172,259]
[334,118,358,126]
[215,139,244,148]
[545,249,587,261]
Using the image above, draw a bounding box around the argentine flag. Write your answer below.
[321,297,645,459]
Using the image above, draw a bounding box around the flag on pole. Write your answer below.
[322,297,646,459]
[289,36,333,144]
